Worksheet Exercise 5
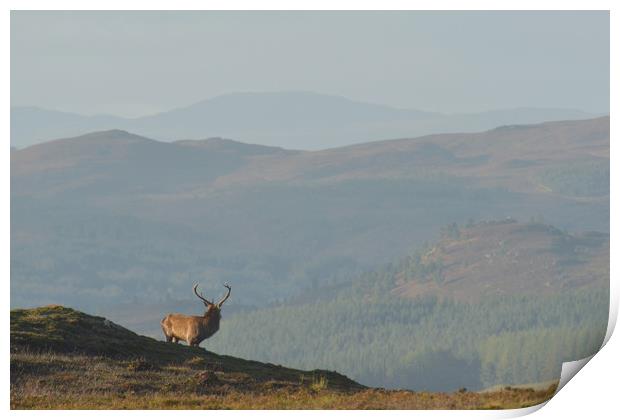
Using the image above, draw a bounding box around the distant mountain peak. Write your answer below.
[11,92,601,150]
[75,128,136,138]
[75,128,153,141]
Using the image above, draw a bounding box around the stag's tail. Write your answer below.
[161,315,172,342]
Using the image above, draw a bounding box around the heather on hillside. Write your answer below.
[10,306,558,409]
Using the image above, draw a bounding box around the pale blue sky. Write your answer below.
[11,11,610,117]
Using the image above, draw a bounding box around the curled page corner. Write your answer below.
[497,355,598,418]
[496,356,596,418]
[500,290,617,416]
[556,355,595,394]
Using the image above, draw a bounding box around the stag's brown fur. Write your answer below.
[161,283,231,347]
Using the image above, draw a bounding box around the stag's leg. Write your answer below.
[172,337,179,343]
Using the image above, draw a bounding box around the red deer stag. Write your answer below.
[161,283,231,347]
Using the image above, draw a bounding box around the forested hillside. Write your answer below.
[204,221,609,391]
[208,235,608,390]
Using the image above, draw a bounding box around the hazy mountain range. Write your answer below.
[11,116,609,311]
[11,91,600,150]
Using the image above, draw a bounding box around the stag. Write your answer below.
[161,283,231,347]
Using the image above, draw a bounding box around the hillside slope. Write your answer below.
[11,129,291,196]
[10,305,360,389]
[10,305,558,409]
[393,221,609,302]
[213,116,609,194]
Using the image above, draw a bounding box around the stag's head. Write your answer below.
[193,283,231,318]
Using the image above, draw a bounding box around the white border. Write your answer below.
[3,1,616,419]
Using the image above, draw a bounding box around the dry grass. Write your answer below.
[10,305,557,409]
[10,351,556,410]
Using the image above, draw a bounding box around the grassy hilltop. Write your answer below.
[11,305,557,409]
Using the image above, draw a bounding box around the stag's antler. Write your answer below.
[217,283,232,308]
[193,283,213,306]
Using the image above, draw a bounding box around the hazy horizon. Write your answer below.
[11,89,608,120]
[11,11,610,118]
